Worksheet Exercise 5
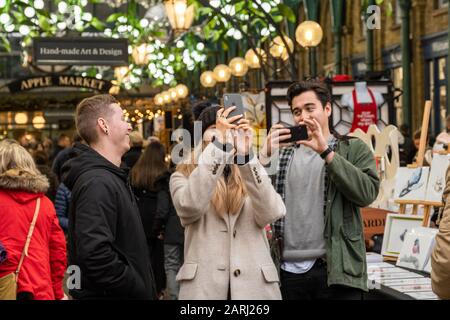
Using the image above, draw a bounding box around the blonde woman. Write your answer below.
[170,106,286,300]
[0,140,66,300]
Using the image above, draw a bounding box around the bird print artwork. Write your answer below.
[412,238,420,254]
[400,229,408,242]
[399,168,423,198]
[434,177,443,193]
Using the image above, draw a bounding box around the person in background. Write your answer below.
[19,134,38,154]
[137,141,184,300]
[42,138,53,157]
[131,141,171,299]
[143,136,160,149]
[52,134,84,183]
[54,183,71,233]
[36,138,53,161]
[412,129,433,166]
[122,131,144,169]
[50,134,71,164]
[431,166,450,300]
[435,115,450,149]
[33,150,58,202]
[0,139,67,300]
[53,135,85,233]
[398,124,416,167]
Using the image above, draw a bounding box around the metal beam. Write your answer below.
[364,0,375,72]
[330,0,344,74]
[448,5,450,116]
[303,0,321,77]
[399,0,412,128]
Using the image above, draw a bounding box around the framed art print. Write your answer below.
[381,214,425,257]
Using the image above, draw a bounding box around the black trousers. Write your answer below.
[280,260,363,300]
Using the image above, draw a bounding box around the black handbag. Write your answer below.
[0,241,7,264]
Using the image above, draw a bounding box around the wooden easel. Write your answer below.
[395,199,443,227]
[408,100,432,169]
[394,101,445,225]
[383,101,444,262]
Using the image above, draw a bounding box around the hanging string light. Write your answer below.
[229,57,248,77]
[164,0,195,33]
[269,36,294,61]
[200,71,216,88]
[175,84,189,99]
[213,64,231,83]
[244,48,267,69]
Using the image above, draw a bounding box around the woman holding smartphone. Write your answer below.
[169,104,286,300]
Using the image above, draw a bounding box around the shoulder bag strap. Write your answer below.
[15,197,41,282]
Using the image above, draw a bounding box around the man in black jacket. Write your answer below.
[63,94,156,300]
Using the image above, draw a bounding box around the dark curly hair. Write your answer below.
[287,81,331,109]
[192,100,213,120]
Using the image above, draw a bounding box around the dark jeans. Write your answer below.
[280,260,363,300]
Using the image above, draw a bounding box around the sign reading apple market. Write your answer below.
[33,37,129,66]
[8,75,113,93]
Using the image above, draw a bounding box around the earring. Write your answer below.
[105,129,109,134]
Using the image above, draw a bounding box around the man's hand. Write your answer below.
[260,124,291,158]
[297,118,328,154]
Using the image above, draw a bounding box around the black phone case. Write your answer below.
[286,125,309,143]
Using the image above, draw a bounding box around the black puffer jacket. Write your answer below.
[62,144,156,300]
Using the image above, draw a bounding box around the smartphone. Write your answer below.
[285,125,309,143]
[223,93,245,124]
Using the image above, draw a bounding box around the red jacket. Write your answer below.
[0,169,67,300]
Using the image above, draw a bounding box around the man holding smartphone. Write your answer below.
[259,81,379,300]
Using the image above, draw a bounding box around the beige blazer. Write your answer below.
[431,165,450,300]
[170,143,286,300]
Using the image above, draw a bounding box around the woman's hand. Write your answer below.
[216,107,243,145]
[234,119,253,156]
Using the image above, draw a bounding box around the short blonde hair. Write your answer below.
[0,139,41,176]
[75,94,118,144]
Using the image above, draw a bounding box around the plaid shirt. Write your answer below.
[272,137,338,240]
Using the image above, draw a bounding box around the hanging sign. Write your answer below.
[33,37,129,66]
[7,75,113,93]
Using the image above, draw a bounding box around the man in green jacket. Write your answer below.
[259,81,380,300]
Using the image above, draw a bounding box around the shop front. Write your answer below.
[382,45,403,126]
[423,31,448,137]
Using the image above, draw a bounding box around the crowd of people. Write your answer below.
[0,95,184,300]
[1,80,450,300]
